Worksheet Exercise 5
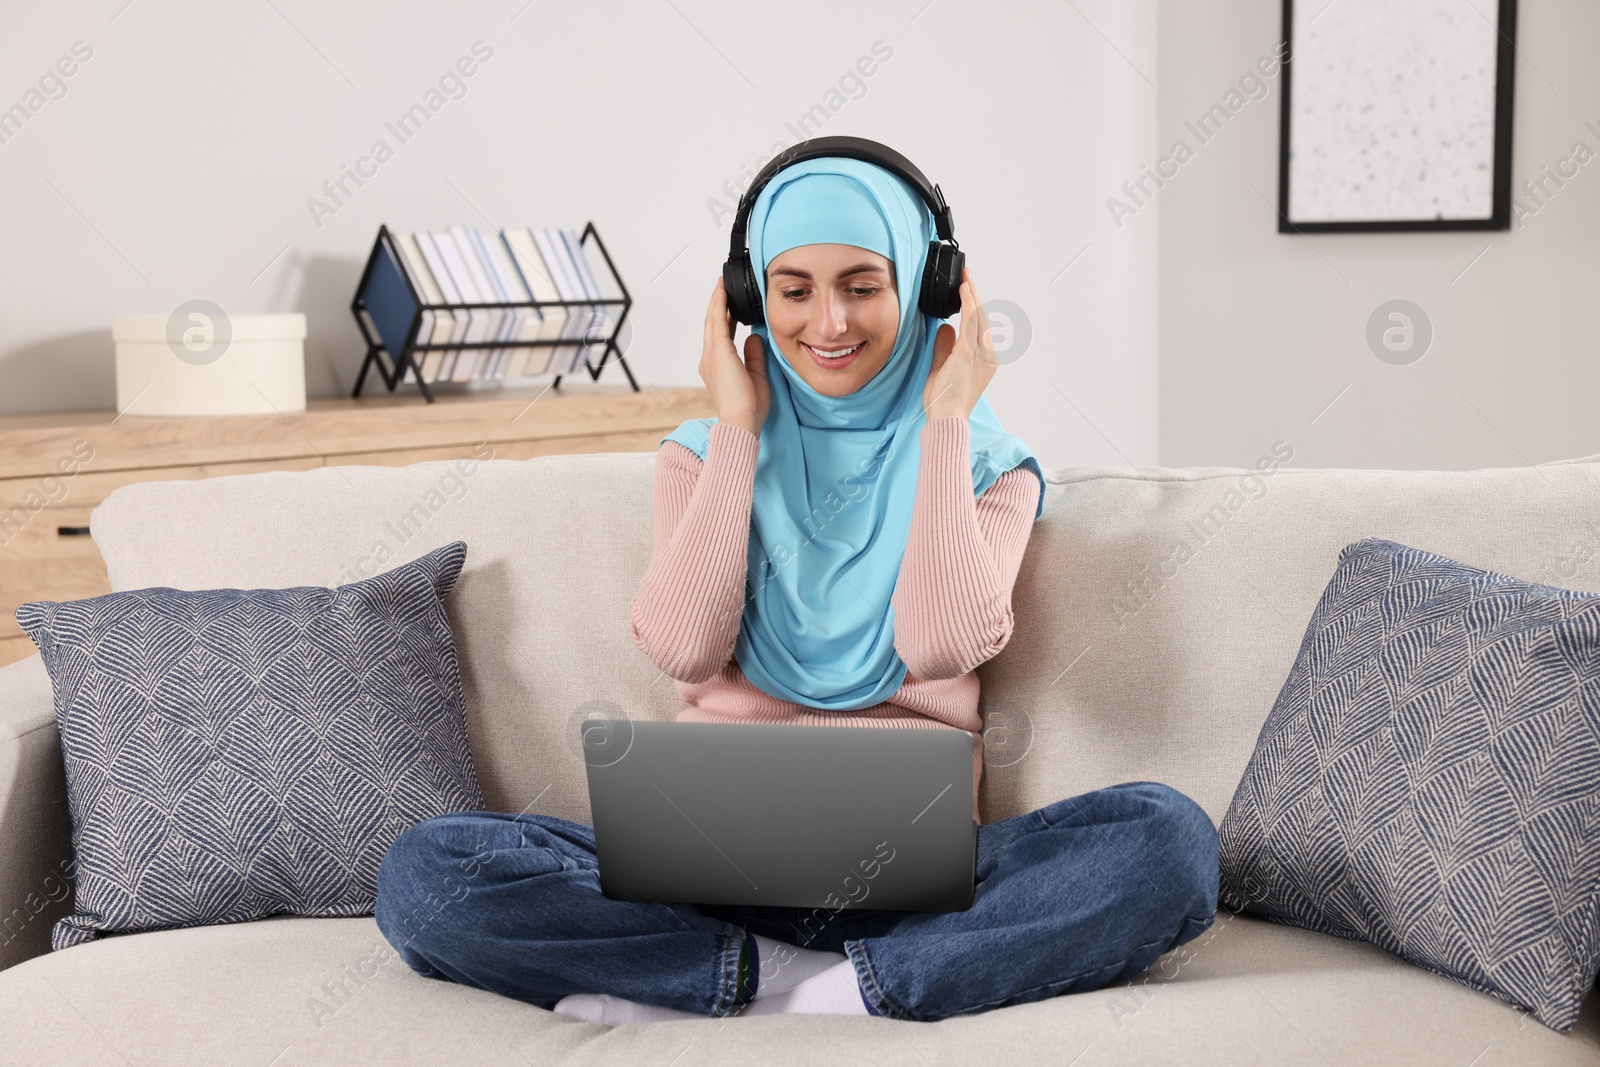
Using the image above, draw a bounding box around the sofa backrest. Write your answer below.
[89,446,1600,825]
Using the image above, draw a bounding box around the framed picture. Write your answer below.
[1277,0,1518,232]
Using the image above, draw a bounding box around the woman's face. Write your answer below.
[764,243,899,397]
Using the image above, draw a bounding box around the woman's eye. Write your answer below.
[778,285,880,300]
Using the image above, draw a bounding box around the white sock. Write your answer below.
[551,933,862,1025]
[748,933,847,999]
[739,958,871,1016]
[553,991,704,1023]
[553,992,703,1025]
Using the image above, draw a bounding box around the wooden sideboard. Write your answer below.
[0,381,713,669]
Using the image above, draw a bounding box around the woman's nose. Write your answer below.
[814,291,849,338]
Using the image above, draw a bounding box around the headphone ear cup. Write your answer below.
[918,241,965,320]
[723,255,763,326]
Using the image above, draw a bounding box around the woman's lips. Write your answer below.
[801,340,865,369]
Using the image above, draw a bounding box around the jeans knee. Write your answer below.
[377,817,463,949]
[1136,783,1220,913]
[375,813,568,956]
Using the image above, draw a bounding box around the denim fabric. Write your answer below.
[374,780,1219,1021]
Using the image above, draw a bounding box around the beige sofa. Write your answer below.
[2,443,1598,1065]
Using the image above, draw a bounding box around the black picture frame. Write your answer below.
[1277,0,1518,232]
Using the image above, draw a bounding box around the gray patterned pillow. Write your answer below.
[1218,537,1600,1032]
[16,541,484,950]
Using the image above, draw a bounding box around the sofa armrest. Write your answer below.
[0,654,73,971]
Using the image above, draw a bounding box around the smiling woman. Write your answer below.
[658,156,1046,718]
[374,141,1220,1031]
[763,243,899,394]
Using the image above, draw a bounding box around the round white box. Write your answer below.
[112,311,307,417]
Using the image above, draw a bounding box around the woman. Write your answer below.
[374,154,1220,1025]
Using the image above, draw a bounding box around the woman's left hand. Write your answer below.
[922,267,997,422]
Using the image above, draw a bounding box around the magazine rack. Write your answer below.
[350,221,638,402]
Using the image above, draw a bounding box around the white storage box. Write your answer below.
[112,310,307,417]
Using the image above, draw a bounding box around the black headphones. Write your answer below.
[721,135,964,326]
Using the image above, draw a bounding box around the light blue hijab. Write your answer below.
[662,155,1045,711]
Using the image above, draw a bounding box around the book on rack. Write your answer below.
[474,228,541,379]
[355,238,418,381]
[436,228,495,381]
[413,233,467,380]
[502,229,566,377]
[533,228,587,375]
[561,226,608,370]
[394,233,455,383]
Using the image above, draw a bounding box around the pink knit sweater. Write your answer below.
[629,415,1040,823]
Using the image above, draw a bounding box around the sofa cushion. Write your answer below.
[1217,537,1600,1032]
[15,542,484,949]
[0,909,1592,1065]
[0,654,74,970]
[85,449,1600,827]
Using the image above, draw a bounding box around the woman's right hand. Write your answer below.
[701,276,770,436]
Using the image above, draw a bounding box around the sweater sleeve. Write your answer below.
[628,422,760,683]
[890,416,1041,682]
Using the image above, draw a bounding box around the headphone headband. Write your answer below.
[727,135,957,262]
[721,135,964,325]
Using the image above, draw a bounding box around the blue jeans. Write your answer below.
[373,780,1219,1022]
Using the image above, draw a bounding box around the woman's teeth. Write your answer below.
[804,342,864,359]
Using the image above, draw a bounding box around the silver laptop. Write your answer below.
[580,719,976,913]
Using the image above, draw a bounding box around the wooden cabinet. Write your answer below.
[0,382,711,668]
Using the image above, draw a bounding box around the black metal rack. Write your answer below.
[350,221,638,402]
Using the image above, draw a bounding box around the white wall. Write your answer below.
[1158,0,1600,470]
[0,0,1160,472]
